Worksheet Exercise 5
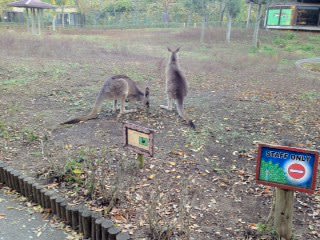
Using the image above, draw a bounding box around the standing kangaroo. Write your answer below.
[61,75,150,124]
[160,47,195,129]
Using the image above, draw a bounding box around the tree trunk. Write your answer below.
[226,13,232,43]
[200,16,206,43]
[37,9,41,35]
[31,8,36,35]
[219,3,226,26]
[61,6,65,28]
[26,8,30,32]
[246,3,253,29]
[253,3,263,48]
[187,13,192,27]
[52,15,56,31]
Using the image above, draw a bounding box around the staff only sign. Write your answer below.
[256,144,319,194]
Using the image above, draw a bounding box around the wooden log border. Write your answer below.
[0,161,131,239]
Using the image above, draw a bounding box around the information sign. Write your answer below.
[123,123,154,157]
[256,144,319,194]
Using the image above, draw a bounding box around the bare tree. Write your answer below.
[252,0,265,48]
[225,0,241,43]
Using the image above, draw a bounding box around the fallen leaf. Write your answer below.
[148,174,155,180]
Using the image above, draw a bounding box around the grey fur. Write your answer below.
[160,47,195,129]
[62,75,149,124]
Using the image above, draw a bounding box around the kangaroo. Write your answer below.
[61,75,150,124]
[160,47,195,129]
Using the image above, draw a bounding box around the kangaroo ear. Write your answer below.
[167,47,173,52]
[175,47,181,53]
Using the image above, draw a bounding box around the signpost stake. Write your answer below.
[274,188,294,240]
[137,153,144,169]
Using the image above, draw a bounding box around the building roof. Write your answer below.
[8,0,55,9]
[269,2,320,7]
[297,0,320,3]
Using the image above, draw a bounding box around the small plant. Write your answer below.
[81,147,104,198]
[147,190,176,240]
[0,121,9,139]
[64,158,85,184]
[22,128,39,143]
[100,155,135,215]
[257,223,277,237]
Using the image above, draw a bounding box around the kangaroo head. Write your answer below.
[167,47,180,63]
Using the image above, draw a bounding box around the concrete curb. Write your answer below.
[295,57,320,75]
[0,161,131,240]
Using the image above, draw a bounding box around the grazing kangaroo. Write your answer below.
[160,47,195,129]
[61,75,150,124]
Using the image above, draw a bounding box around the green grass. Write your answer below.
[256,223,277,236]
[0,62,74,88]
[300,91,320,102]
[257,31,320,58]
[0,121,9,139]
[22,128,40,143]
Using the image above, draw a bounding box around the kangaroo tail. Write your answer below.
[61,109,99,125]
[176,98,196,129]
[61,90,106,125]
[188,120,196,129]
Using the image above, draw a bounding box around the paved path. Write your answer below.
[295,57,320,74]
[0,187,68,240]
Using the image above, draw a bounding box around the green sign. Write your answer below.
[139,136,149,147]
[267,9,280,26]
[280,9,292,26]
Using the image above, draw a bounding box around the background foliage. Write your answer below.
[0,0,300,27]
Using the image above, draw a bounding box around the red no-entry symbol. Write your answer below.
[288,163,306,180]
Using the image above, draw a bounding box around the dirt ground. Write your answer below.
[0,27,319,240]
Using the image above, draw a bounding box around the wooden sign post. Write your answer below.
[256,144,319,239]
[123,123,154,169]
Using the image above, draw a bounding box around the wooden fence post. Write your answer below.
[274,188,294,239]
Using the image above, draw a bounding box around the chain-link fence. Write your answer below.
[0,9,254,30]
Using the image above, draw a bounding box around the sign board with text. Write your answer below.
[256,144,319,194]
[123,123,154,157]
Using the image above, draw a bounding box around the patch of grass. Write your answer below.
[22,128,40,143]
[249,46,278,56]
[257,223,277,236]
[273,38,288,48]
[183,126,213,151]
[0,65,38,87]
[261,46,278,56]
[308,34,320,43]
[0,62,73,89]
[0,121,9,139]
[300,91,320,101]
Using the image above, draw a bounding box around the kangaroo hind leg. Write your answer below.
[160,97,174,111]
[176,97,185,118]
